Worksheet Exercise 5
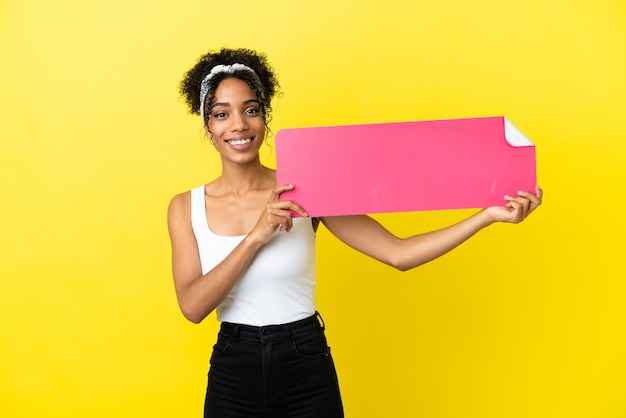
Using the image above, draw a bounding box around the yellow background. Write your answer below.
[1,0,625,417]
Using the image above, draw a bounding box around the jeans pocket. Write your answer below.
[292,328,329,358]
[212,332,233,354]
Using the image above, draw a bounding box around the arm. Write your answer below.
[321,187,542,271]
[167,185,307,324]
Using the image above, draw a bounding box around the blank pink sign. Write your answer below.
[275,116,536,217]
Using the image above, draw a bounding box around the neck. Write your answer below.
[218,158,274,194]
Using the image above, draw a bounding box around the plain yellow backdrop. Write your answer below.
[1,0,625,417]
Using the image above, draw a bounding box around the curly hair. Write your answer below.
[179,48,280,127]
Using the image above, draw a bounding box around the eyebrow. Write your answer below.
[212,99,260,108]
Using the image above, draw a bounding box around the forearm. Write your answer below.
[176,236,263,323]
[393,209,495,271]
[324,189,541,272]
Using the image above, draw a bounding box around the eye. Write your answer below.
[246,107,260,115]
[213,111,227,119]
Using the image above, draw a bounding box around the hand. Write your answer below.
[485,186,543,224]
[247,184,308,245]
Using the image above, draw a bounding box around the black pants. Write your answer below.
[204,312,344,418]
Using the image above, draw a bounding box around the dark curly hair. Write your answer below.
[179,48,280,127]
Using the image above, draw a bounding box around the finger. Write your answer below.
[506,194,531,211]
[269,201,308,218]
[504,198,524,222]
[266,208,295,233]
[530,186,544,212]
[267,184,309,217]
[268,184,295,202]
[517,190,541,210]
[275,213,293,232]
[516,191,532,215]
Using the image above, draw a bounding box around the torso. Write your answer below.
[189,183,318,326]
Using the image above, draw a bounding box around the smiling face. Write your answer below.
[206,77,266,166]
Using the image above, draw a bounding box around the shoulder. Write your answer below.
[169,189,192,210]
[168,190,194,226]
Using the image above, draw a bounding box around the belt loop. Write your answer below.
[316,311,325,331]
[283,324,293,339]
[232,325,240,345]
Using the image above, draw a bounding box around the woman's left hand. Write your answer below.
[485,186,543,224]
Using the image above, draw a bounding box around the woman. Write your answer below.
[168,48,542,418]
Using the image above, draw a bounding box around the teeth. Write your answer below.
[229,138,252,146]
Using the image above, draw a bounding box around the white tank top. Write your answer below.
[190,185,317,326]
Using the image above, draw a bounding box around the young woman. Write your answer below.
[168,48,542,418]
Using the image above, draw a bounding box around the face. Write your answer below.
[206,77,266,165]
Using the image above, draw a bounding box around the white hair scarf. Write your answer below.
[199,63,264,124]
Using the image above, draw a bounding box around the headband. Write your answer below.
[199,63,264,124]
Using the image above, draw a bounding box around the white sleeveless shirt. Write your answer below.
[190,185,317,326]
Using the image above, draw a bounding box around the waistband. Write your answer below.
[219,312,325,343]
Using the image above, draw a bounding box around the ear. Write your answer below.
[204,125,212,139]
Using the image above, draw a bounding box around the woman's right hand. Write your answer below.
[247,184,308,245]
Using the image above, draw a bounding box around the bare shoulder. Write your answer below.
[168,190,192,229]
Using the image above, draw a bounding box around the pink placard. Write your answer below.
[275,116,536,217]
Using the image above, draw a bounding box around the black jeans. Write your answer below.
[204,312,344,418]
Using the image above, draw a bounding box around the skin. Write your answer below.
[168,77,543,324]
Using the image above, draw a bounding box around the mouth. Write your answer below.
[226,137,253,146]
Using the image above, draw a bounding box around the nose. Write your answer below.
[229,111,247,131]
